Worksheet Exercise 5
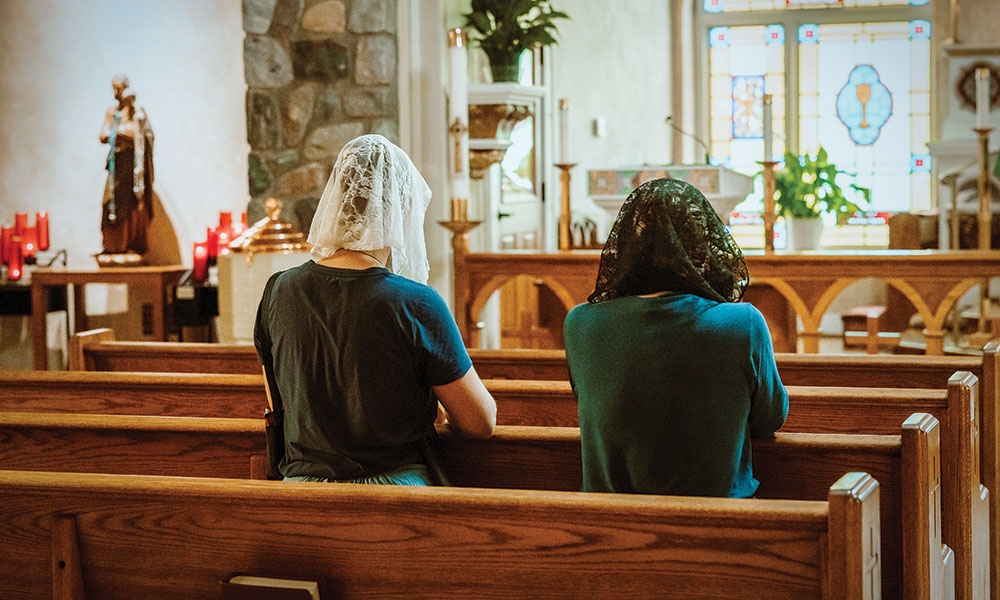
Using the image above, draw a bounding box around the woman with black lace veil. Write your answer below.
[254,134,496,486]
[564,178,787,498]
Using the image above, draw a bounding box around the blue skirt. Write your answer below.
[284,463,432,486]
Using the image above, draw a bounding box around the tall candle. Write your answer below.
[448,28,470,203]
[762,94,774,160]
[219,211,233,236]
[192,241,209,283]
[559,98,570,163]
[35,212,49,251]
[13,213,27,234]
[0,226,11,266]
[976,67,991,129]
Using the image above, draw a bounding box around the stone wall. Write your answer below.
[242,0,398,231]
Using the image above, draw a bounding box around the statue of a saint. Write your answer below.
[98,74,154,263]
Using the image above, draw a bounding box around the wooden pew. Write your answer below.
[64,335,1000,546]
[0,411,950,598]
[71,329,993,391]
[64,328,1000,596]
[0,412,270,480]
[0,469,879,600]
[69,328,263,374]
[60,331,998,597]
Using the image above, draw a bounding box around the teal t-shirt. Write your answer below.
[563,293,788,498]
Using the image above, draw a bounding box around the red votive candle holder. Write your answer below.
[192,241,209,283]
[0,226,11,266]
[19,227,37,259]
[35,212,49,251]
[206,227,219,259]
[217,229,231,255]
[7,236,23,281]
[219,211,233,235]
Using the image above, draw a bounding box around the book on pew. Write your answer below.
[220,574,320,600]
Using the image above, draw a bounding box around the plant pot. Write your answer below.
[786,217,824,251]
[489,55,521,83]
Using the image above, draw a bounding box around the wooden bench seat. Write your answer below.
[0,412,952,598]
[0,469,880,600]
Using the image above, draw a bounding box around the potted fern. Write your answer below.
[463,0,569,83]
[769,146,871,250]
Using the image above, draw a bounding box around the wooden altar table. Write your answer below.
[30,266,186,370]
[454,249,1000,355]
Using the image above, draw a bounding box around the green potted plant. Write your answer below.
[463,0,569,83]
[767,146,871,250]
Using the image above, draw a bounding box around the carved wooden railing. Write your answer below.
[453,247,1000,355]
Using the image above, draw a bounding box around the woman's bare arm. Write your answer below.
[432,366,496,439]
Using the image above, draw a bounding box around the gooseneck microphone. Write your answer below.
[665,116,711,165]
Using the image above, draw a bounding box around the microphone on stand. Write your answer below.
[665,116,711,165]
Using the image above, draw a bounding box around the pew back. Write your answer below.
[0,469,879,600]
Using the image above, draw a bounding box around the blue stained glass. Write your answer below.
[731,75,766,139]
[910,0,930,5]
[836,65,893,146]
[909,20,931,40]
[704,0,724,13]
[709,27,731,47]
[911,153,932,173]
[766,25,785,45]
[799,24,820,44]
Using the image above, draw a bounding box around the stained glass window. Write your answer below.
[705,0,925,12]
[704,2,932,217]
[797,21,932,212]
[707,25,786,175]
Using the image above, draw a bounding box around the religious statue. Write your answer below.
[98,74,154,265]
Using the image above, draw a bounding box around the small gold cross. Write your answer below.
[448,117,468,174]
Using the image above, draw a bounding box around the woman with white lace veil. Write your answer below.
[254,134,496,486]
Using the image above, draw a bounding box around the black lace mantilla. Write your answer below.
[589,178,749,304]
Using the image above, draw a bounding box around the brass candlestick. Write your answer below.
[439,206,482,345]
[439,197,482,253]
[965,127,996,348]
[555,163,578,251]
[975,127,994,250]
[760,160,778,253]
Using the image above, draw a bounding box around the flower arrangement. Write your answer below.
[463,0,569,82]
[770,146,871,221]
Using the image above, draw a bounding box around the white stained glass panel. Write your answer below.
[707,24,785,176]
[798,20,930,213]
[706,0,915,12]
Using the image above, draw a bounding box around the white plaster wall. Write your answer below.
[546,1,672,237]
[0,0,249,270]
